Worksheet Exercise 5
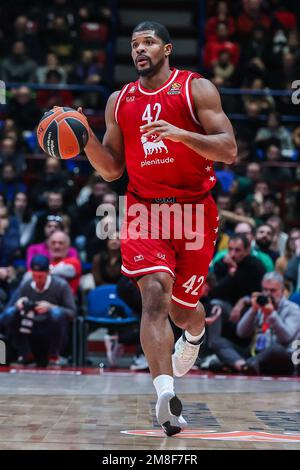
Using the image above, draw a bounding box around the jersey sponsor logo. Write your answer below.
[157,252,166,260]
[121,429,300,442]
[128,85,137,93]
[167,82,182,95]
[134,254,144,262]
[141,134,168,158]
[126,96,135,102]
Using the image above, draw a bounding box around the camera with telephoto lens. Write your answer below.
[22,299,38,314]
[256,294,270,307]
[19,300,38,335]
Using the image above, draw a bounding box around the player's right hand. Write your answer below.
[77,107,92,141]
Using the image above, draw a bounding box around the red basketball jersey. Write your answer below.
[115,68,217,201]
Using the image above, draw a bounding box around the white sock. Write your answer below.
[153,374,174,399]
[185,328,205,345]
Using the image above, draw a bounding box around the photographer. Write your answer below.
[237,272,300,375]
[0,255,76,365]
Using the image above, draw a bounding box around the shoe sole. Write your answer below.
[156,393,183,437]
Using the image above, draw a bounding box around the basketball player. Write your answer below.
[81,22,237,436]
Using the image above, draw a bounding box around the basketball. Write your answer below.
[36,107,89,159]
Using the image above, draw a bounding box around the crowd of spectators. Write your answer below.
[0,0,299,372]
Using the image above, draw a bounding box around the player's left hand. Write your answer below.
[140,120,185,143]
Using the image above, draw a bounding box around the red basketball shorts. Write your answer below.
[120,192,218,309]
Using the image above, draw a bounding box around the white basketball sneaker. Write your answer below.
[172,332,203,377]
[155,392,187,436]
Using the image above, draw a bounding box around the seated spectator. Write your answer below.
[69,49,104,85]
[237,0,271,38]
[204,21,240,70]
[26,215,78,269]
[240,25,268,67]
[246,179,271,217]
[11,192,37,250]
[232,162,261,202]
[205,1,235,42]
[213,50,236,86]
[48,231,82,294]
[44,0,77,29]
[266,215,288,256]
[255,112,294,157]
[31,157,75,209]
[0,137,25,177]
[34,190,76,241]
[242,78,275,115]
[259,194,281,222]
[92,231,122,286]
[211,222,274,272]
[0,255,76,366]
[234,100,261,144]
[76,172,107,207]
[216,191,231,211]
[211,234,266,306]
[276,228,300,276]
[37,69,73,110]
[255,223,280,263]
[269,50,300,89]
[7,85,40,135]
[9,15,41,62]
[0,163,26,203]
[0,40,37,82]
[43,15,77,65]
[236,272,300,375]
[36,52,67,84]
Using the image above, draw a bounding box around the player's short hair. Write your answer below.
[132,21,172,44]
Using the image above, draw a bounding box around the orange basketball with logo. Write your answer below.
[36,107,89,159]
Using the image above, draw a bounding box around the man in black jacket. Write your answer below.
[207,235,266,371]
[0,255,76,365]
[211,234,266,305]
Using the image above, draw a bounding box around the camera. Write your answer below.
[256,294,270,307]
[22,300,38,314]
[19,300,38,335]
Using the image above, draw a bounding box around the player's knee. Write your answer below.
[139,274,172,319]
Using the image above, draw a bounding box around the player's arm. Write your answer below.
[141,78,237,165]
[83,91,125,181]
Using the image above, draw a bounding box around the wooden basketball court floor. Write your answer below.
[0,369,300,450]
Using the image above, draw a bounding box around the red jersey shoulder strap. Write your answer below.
[114,82,132,124]
[183,71,203,126]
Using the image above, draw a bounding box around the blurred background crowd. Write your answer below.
[0,0,299,374]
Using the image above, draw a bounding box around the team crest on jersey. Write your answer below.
[141,134,168,158]
[167,82,182,95]
[128,85,137,93]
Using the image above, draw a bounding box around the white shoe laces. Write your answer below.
[176,339,198,362]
